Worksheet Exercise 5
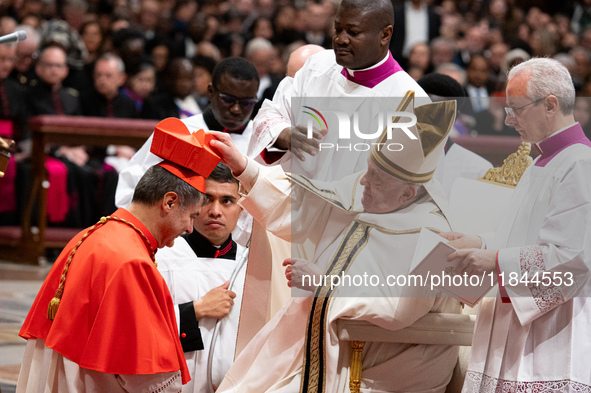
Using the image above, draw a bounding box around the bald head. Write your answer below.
[339,0,394,30]
[287,44,325,77]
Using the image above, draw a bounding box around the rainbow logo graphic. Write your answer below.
[302,106,328,130]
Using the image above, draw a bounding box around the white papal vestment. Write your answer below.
[217,158,460,393]
[239,51,431,348]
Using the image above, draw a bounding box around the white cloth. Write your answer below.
[156,238,247,393]
[17,339,181,393]
[174,96,202,118]
[434,143,493,197]
[463,143,591,392]
[249,50,429,181]
[115,113,254,247]
[217,158,460,393]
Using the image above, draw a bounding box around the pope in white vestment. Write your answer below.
[211,100,461,393]
[239,0,431,352]
[239,48,431,347]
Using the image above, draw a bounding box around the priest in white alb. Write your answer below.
[247,0,429,178]
[444,58,591,392]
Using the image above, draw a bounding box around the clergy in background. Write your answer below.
[444,57,591,392]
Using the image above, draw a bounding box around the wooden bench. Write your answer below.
[0,115,157,265]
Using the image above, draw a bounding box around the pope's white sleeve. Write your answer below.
[236,157,292,241]
[236,157,332,244]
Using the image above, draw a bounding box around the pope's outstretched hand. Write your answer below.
[209,131,248,176]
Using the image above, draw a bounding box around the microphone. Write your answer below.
[0,30,27,45]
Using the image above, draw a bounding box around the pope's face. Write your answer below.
[360,159,413,214]
[332,6,391,70]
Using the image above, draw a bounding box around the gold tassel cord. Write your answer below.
[47,216,156,321]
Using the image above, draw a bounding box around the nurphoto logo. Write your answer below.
[302,106,418,152]
[301,106,328,131]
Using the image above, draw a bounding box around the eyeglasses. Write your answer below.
[216,92,258,109]
[504,96,549,119]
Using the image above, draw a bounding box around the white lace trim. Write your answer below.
[463,371,591,393]
[519,245,564,313]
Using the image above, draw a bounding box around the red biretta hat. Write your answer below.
[150,117,221,192]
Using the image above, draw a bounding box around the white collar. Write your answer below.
[347,53,389,77]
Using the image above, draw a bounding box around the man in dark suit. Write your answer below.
[27,45,80,116]
[79,53,137,223]
[141,57,200,120]
[0,43,27,142]
[0,42,27,225]
[390,0,440,67]
[79,53,136,118]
